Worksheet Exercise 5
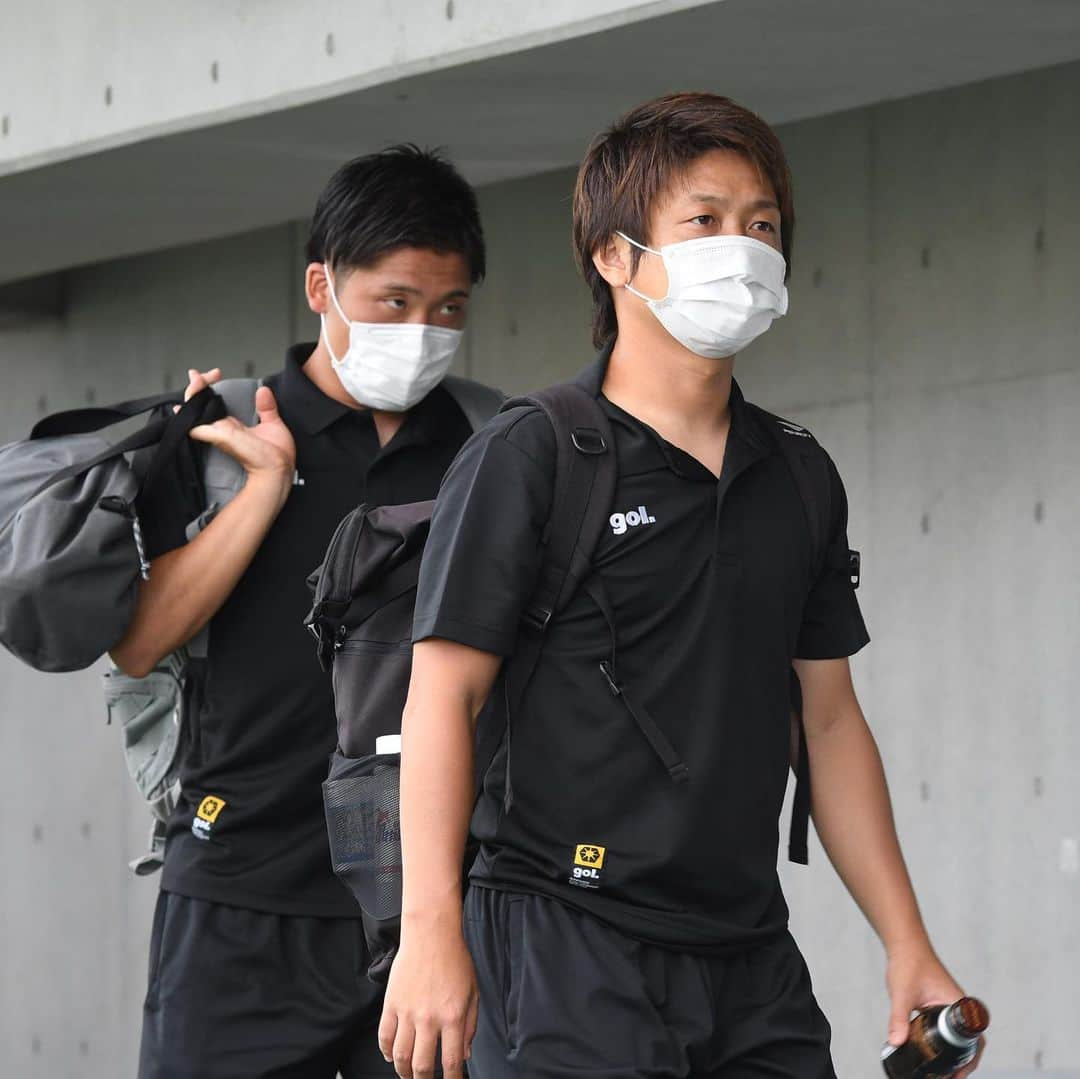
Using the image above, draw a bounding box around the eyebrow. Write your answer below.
[686,193,780,213]
[383,282,471,300]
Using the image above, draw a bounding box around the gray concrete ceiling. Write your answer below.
[3,0,1080,287]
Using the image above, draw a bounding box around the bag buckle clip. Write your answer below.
[521,604,553,632]
[571,428,607,455]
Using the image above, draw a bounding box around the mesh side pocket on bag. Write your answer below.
[323,753,402,921]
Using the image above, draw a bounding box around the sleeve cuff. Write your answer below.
[412,611,519,657]
[794,626,870,661]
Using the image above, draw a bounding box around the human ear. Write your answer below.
[305,263,331,315]
[591,234,631,289]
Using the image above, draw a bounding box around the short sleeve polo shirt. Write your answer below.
[414,351,868,952]
[160,343,473,917]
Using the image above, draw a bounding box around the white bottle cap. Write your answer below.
[376,734,402,755]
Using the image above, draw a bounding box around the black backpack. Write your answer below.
[305,371,857,980]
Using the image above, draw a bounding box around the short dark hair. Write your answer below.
[305,144,485,282]
[572,93,795,348]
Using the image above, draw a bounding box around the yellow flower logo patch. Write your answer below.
[196,796,227,824]
[574,844,605,870]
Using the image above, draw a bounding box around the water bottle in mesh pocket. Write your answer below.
[323,750,402,923]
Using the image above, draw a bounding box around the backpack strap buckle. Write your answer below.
[521,603,553,632]
[571,428,607,455]
[305,617,344,672]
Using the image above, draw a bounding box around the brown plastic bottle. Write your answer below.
[881,997,990,1078]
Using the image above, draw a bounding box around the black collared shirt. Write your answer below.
[414,353,869,951]
[161,344,473,916]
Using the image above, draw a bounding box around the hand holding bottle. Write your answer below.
[883,942,986,1076]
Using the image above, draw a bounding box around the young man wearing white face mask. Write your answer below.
[111,145,495,1079]
[380,95,983,1078]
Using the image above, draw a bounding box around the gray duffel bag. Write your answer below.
[0,388,213,672]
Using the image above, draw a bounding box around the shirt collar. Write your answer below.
[576,338,772,457]
[395,383,460,449]
[278,343,355,435]
[277,342,464,446]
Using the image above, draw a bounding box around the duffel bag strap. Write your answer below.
[30,390,182,439]
[18,386,221,510]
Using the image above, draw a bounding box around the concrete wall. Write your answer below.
[2,61,1079,1076]
[0,0,706,176]
[0,222,315,1077]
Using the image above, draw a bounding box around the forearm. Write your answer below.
[398,693,477,938]
[808,708,930,954]
[110,470,290,675]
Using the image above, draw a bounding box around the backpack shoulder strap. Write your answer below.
[211,377,261,425]
[745,403,860,867]
[441,375,505,432]
[189,377,261,524]
[508,383,617,629]
[184,377,260,659]
[747,404,831,570]
[495,382,617,811]
[745,403,858,586]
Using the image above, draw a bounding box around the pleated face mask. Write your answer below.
[618,232,789,359]
[321,266,463,412]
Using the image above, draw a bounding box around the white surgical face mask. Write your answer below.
[617,232,789,359]
[321,266,463,411]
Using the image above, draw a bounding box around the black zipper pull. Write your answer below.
[599,660,622,696]
[598,660,689,785]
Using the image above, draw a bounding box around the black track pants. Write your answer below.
[463,886,835,1079]
[138,891,397,1079]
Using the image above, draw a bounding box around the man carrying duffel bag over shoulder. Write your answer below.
[109,146,500,1079]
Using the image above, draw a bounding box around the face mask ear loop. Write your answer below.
[615,231,664,304]
[321,263,353,365]
[320,313,344,366]
[624,282,661,305]
[615,230,659,257]
[323,264,353,328]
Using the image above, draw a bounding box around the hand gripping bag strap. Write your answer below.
[134,385,231,509]
[441,375,505,432]
[498,383,617,811]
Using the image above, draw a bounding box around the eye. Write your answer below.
[384,297,407,310]
[689,214,715,227]
[751,220,777,234]
[440,302,462,316]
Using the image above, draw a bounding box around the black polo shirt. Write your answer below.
[160,343,473,917]
[414,352,869,952]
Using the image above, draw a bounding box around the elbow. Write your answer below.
[108,639,161,679]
